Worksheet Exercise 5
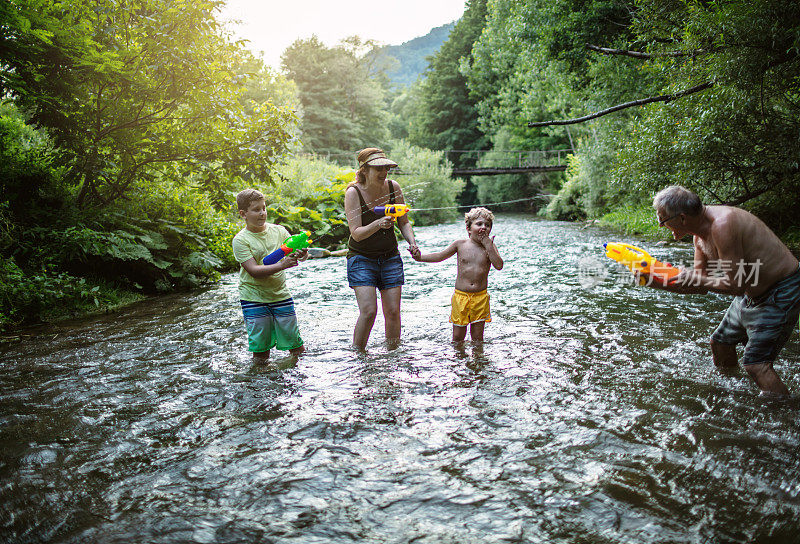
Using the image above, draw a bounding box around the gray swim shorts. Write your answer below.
[711,266,800,365]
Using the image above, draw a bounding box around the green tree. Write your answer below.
[281,36,389,157]
[408,0,490,169]
[463,0,652,218]
[1,0,295,211]
[475,0,800,228]
[0,1,304,326]
[612,0,800,230]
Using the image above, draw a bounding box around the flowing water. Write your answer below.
[2,215,800,544]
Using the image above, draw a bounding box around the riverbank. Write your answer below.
[0,246,347,337]
[4,210,798,336]
[597,206,800,256]
[0,287,145,342]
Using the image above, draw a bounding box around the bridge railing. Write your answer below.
[445,149,571,168]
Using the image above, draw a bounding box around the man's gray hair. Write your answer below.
[652,185,703,217]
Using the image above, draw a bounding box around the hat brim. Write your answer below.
[364,157,398,167]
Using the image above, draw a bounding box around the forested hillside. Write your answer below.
[401,0,800,229]
[371,22,456,88]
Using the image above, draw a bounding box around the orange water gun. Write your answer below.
[603,242,680,286]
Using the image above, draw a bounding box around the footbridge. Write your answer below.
[445,149,569,176]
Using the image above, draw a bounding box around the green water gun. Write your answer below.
[262,231,312,265]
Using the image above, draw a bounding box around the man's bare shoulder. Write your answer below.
[707,206,745,237]
[710,206,773,244]
[709,205,760,224]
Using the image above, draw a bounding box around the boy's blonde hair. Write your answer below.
[236,189,265,211]
[464,207,494,229]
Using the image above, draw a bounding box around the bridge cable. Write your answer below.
[410,196,547,212]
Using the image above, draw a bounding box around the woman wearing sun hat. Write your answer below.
[344,147,419,348]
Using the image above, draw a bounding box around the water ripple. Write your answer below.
[1,215,799,543]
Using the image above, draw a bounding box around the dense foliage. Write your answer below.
[613,0,800,229]
[2,0,295,211]
[0,0,299,328]
[460,0,800,225]
[281,36,389,157]
[4,0,799,328]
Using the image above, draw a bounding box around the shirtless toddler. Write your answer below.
[411,207,504,341]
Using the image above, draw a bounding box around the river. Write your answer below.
[2,215,799,543]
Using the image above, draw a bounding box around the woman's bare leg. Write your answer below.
[380,286,402,341]
[352,286,378,348]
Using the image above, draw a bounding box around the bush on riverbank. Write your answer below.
[0,259,144,329]
[598,205,667,239]
[259,157,352,250]
[0,104,245,329]
[386,140,464,226]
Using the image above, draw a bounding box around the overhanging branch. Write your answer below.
[585,44,709,59]
[528,81,714,127]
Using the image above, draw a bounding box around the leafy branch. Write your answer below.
[528,81,714,127]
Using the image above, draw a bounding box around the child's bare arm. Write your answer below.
[480,236,504,270]
[412,240,459,263]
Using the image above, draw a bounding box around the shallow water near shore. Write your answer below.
[2,214,800,543]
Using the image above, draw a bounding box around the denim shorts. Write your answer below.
[347,252,405,291]
[711,266,800,365]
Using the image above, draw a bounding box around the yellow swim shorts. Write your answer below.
[450,289,491,327]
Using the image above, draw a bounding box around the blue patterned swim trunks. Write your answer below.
[240,298,303,353]
[711,266,800,365]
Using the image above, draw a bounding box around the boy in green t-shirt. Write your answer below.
[232,189,306,364]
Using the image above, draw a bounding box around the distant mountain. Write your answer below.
[372,21,456,88]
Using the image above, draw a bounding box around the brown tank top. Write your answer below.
[347,180,399,259]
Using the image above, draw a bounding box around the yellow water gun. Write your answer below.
[603,242,680,286]
[373,204,410,218]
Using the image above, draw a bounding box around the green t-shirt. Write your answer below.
[232,224,292,303]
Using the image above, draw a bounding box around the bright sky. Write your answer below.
[219,0,466,70]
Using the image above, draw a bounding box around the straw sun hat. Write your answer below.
[358,149,398,168]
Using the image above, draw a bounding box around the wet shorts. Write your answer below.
[347,253,404,291]
[240,298,303,353]
[450,289,491,327]
[711,266,800,365]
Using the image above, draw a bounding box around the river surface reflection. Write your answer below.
[2,215,800,543]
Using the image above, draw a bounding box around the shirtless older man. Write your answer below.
[646,185,800,396]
